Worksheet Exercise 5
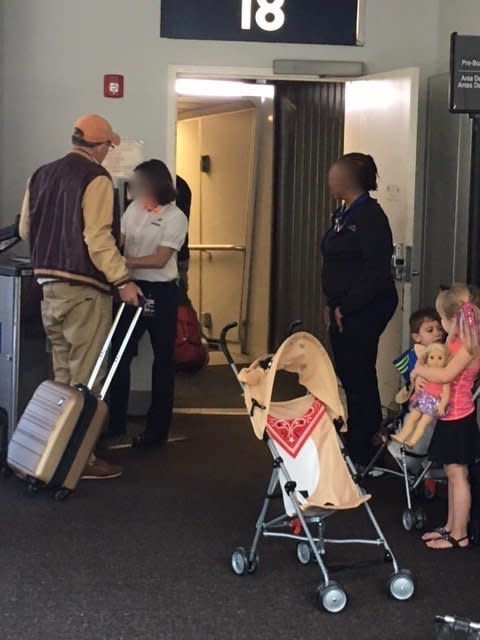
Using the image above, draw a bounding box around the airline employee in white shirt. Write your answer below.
[107,160,188,447]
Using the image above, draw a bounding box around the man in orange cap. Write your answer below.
[19,114,142,480]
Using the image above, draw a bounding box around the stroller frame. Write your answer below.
[221,323,416,613]
[362,410,435,532]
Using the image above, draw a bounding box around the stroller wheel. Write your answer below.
[387,570,416,601]
[296,541,312,565]
[231,547,258,576]
[247,554,259,575]
[413,506,427,530]
[317,582,348,614]
[402,508,415,532]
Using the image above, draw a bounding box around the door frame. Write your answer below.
[166,64,363,171]
[167,64,354,354]
[345,67,421,349]
[166,64,422,353]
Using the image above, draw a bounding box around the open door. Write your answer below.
[344,68,420,406]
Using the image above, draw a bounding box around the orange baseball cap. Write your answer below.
[73,114,120,146]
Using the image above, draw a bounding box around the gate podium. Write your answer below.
[0,255,50,438]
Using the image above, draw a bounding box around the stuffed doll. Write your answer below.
[391,343,450,449]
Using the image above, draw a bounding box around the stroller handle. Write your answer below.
[287,320,302,336]
[220,322,238,367]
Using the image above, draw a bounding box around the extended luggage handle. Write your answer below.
[86,301,144,400]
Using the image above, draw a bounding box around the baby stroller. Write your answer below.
[221,323,416,613]
[362,406,442,532]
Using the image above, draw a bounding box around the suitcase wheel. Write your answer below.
[27,477,42,494]
[55,488,72,502]
[2,465,12,479]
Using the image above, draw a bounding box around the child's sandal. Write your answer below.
[421,527,450,542]
[425,534,470,550]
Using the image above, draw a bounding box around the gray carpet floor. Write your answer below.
[1,413,478,640]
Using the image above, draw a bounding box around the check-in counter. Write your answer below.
[0,255,50,437]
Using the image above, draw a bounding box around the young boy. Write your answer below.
[393,308,444,404]
[380,309,445,489]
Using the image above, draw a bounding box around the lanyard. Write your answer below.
[333,193,370,232]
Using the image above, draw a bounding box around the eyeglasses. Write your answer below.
[96,141,115,150]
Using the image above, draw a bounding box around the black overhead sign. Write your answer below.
[450,33,480,114]
[160,0,361,46]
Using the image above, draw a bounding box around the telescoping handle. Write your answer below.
[86,301,144,400]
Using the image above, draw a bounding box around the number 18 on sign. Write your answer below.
[241,0,285,32]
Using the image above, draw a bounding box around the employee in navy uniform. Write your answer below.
[321,153,398,466]
[107,160,187,447]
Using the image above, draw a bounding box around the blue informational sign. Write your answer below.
[160,0,361,46]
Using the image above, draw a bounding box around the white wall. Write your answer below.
[437,0,480,73]
[0,0,441,224]
[177,108,256,341]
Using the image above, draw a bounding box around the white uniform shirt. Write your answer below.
[121,200,187,282]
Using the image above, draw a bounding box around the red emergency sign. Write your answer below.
[104,75,124,98]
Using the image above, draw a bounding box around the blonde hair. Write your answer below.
[420,343,448,366]
[436,284,480,319]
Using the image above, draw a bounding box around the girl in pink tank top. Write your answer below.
[445,338,478,420]
[412,284,480,550]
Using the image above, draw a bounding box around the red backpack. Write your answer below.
[175,303,209,373]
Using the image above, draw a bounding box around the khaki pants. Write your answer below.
[41,283,112,395]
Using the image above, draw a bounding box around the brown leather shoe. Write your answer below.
[81,457,123,480]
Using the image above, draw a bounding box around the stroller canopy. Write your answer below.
[239,332,369,512]
[239,332,345,439]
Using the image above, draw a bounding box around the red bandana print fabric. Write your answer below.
[266,399,326,458]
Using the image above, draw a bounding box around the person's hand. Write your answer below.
[413,375,427,392]
[323,306,331,330]
[334,307,343,333]
[118,282,143,306]
[437,402,447,417]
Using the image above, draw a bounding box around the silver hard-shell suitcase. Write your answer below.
[7,303,142,499]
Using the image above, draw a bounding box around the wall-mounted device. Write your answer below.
[392,243,413,282]
[104,74,124,98]
[201,155,211,174]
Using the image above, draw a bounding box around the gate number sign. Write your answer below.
[241,0,286,32]
[160,0,360,46]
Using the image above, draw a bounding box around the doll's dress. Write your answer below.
[410,381,445,418]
